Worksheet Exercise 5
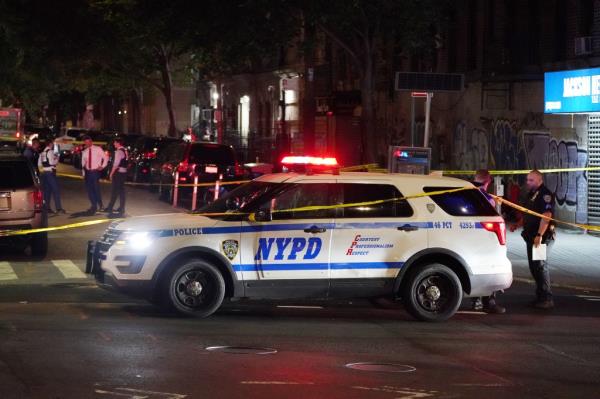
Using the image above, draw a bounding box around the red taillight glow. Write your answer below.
[143,151,156,159]
[177,161,188,172]
[482,221,506,245]
[15,132,21,138]
[33,190,43,211]
[281,156,338,166]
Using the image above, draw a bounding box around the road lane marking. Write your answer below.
[52,259,87,279]
[0,262,18,281]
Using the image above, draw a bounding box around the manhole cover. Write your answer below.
[345,362,416,373]
[205,346,277,355]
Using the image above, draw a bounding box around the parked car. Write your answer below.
[127,136,180,183]
[54,127,88,163]
[0,152,47,256]
[150,141,247,205]
[24,125,52,145]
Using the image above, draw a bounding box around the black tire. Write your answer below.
[402,263,462,322]
[30,232,48,257]
[164,259,225,318]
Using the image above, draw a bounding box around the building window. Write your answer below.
[239,95,250,141]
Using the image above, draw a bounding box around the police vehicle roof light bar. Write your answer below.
[281,156,340,175]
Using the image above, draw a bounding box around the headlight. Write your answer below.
[115,231,156,250]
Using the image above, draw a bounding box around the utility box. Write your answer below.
[388,146,431,175]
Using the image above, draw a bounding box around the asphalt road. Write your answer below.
[0,166,599,398]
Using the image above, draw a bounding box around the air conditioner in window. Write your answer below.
[575,36,593,56]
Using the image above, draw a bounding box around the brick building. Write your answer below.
[196,0,600,227]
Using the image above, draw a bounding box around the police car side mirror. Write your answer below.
[225,198,239,211]
[253,209,272,222]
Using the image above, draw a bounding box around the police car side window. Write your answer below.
[341,183,413,218]
[262,183,336,220]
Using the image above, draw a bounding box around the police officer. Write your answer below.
[23,138,40,167]
[103,138,128,217]
[510,169,555,309]
[38,137,65,214]
[471,169,506,314]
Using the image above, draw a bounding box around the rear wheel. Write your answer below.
[30,232,48,257]
[402,263,462,322]
[164,260,225,318]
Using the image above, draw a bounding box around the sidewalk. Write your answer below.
[507,229,600,291]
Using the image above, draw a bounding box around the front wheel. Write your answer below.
[402,263,462,322]
[164,260,225,318]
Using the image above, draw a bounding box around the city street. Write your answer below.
[0,170,599,398]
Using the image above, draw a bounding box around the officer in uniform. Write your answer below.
[103,137,128,217]
[471,169,506,314]
[38,137,66,214]
[511,169,555,309]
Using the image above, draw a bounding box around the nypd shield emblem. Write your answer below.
[222,240,239,260]
[426,203,436,213]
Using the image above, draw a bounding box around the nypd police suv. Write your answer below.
[87,158,512,322]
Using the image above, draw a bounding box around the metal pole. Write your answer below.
[410,96,415,147]
[214,174,223,201]
[172,171,179,208]
[191,175,198,211]
[424,92,432,148]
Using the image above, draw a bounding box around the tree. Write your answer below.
[90,0,203,136]
[301,0,448,163]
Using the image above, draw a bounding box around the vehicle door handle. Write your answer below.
[397,224,419,232]
[304,226,326,234]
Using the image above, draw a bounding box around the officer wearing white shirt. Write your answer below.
[38,137,65,214]
[80,135,108,215]
[104,138,128,217]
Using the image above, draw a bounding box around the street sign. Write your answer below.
[395,72,464,92]
[388,146,432,175]
[544,67,600,113]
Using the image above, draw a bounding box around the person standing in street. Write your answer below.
[103,138,128,217]
[471,169,506,314]
[80,135,108,215]
[38,137,65,214]
[510,169,556,309]
[23,138,40,167]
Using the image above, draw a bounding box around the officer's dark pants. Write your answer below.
[106,172,126,213]
[525,239,554,301]
[84,171,102,211]
[41,171,62,210]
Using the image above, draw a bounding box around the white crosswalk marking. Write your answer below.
[576,295,600,301]
[0,262,18,281]
[52,259,87,279]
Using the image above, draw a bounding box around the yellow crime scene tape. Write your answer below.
[440,166,600,175]
[2,184,599,236]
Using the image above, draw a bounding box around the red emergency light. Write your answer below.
[281,156,339,166]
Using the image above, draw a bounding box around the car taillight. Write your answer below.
[33,190,43,212]
[16,132,21,138]
[234,162,244,176]
[178,161,188,173]
[481,221,506,245]
[144,151,156,159]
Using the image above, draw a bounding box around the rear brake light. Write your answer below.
[177,161,188,172]
[481,221,506,245]
[144,151,156,159]
[33,190,43,212]
[16,132,21,138]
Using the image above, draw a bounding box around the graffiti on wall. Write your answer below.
[453,119,589,224]
[524,132,588,223]
[453,121,489,170]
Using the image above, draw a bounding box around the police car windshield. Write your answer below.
[198,181,283,218]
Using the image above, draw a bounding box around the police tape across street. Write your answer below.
[2,184,600,237]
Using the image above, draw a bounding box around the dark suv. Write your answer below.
[0,153,47,256]
[128,136,180,183]
[150,142,246,204]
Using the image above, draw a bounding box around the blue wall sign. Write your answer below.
[545,67,600,114]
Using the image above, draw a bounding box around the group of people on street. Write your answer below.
[21,135,128,218]
[472,168,556,314]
